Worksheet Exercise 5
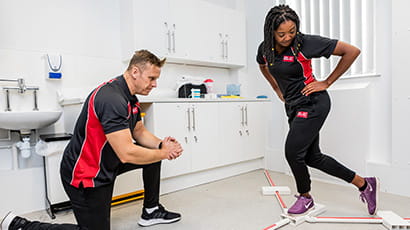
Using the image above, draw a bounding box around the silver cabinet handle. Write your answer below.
[194,135,198,143]
[164,22,171,53]
[240,106,244,126]
[219,33,224,58]
[172,24,176,53]
[244,105,248,126]
[192,107,196,131]
[0,145,12,149]
[224,34,229,59]
[187,108,191,131]
[185,136,188,143]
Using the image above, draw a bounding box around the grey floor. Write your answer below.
[23,169,410,230]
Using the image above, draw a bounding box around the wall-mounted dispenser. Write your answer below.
[46,53,62,80]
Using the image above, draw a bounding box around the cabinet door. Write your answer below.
[190,103,220,171]
[209,6,246,66]
[223,9,247,66]
[121,0,246,67]
[167,0,198,59]
[242,102,268,160]
[217,102,244,165]
[120,0,170,59]
[190,1,222,63]
[152,103,192,178]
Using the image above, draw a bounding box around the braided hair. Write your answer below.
[263,4,303,66]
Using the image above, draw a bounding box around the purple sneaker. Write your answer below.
[359,177,379,215]
[287,195,314,215]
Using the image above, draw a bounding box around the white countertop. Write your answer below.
[59,96,270,106]
[139,97,270,103]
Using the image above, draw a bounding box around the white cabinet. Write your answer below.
[120,0,246,68]
[120,0,193,60]
[147,102,219,178]
[144,101,267,178]
[218,102,267,165]
[211,7,247,66]
[242,102,268,160]
[148,103,191,178]
[217,103,243,165]
[188,103,220,172]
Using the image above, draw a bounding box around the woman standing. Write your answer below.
[257,5,379,215]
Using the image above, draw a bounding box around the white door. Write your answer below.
[190,103,220,171]
[194,1,224,63]
[167,0,195,58]
[120,0,170,59]
[222,8,246,66]
[152,103,192,178]
[241,102,268,160]
[217,102,244,165]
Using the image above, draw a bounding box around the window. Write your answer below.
[275,0,376,79]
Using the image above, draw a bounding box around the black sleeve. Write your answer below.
[301,34,338,59]
[94,89,130,135]
[256,41,267,65]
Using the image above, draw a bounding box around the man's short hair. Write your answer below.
[127,50,166,71]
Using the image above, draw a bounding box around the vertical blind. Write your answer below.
[270,0,376,79]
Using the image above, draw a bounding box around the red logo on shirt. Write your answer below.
[296,111,308,118]
[283,56,294,62]
[133,102,140,114]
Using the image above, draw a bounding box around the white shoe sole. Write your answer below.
[287,204,315,216]
[1,212,16,230]
[374,177,380,215]
[138,217,181,227]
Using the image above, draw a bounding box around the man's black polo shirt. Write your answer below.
[61,75,141,188]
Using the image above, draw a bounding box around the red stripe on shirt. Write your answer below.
[294,49,315,85]
[70,83,108,188]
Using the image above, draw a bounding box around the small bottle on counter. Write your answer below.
[204,79,216,99]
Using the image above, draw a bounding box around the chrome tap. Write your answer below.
[17,78,26,93]
[1,78,39,111]
[0,78,26,93]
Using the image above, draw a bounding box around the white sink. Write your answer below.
[0,110,62,131]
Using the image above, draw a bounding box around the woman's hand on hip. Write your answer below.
[301,81,329,96]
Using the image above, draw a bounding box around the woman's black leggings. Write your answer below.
[285,91,356,194]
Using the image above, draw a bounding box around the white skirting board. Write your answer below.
[160,158,264,195]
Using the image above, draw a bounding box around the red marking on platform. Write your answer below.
[263,223,277,230]
[264,170,287,209]
[317,216,382,220]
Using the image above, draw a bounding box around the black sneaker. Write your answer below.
[1,212,30,230]
[138,204,181,227]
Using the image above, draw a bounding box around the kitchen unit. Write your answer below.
[120,0,246,68]
[142,99,269,179]
[218,102,267,165]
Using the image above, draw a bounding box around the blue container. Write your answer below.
[226,84,241,96]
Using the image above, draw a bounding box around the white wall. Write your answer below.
[391,0,410,170]
[0,0,124,215]
[371,0,410,197]
[0,0,124,113]
[243,0,288,172]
